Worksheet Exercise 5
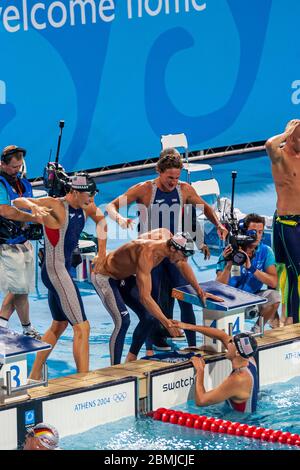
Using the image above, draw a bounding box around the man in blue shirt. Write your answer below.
[0,145,48,338]
[216,213,280,332]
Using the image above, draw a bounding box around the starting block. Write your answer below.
[172,280,267,352]
[0,327,51,404]
[74,240,96,282]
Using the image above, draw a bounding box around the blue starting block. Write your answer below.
[172,280,267,352]
[0,327,51,404]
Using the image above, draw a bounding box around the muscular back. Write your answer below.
[99,238,166,279]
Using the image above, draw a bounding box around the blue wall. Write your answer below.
[0,0,299,177]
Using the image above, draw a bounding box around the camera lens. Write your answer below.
[232,251,247,266]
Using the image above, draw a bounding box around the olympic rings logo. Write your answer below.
[112,392,127,402]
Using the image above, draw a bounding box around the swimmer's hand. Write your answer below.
[116,215,135,230]
[196,288,223,307]
[191,356,205,372]
[217,224,228,241]
[31,205,52,221]
[92,255,105,274]
[206,292,224,303]
[165,323,184,338]
[200,243,210,260]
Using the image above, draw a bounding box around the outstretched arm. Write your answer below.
[13,197,63,227]
[0,203,43,223]
[135,252,182,337]
[106,182,147,229]
[170,320,230,348]
[176,259,224,306]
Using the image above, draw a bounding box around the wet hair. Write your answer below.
[156,148,183,173]
[244,213,265,230]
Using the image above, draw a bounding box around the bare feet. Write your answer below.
[268,318,280,329]
[125,352,137,362]
[146,350,154,357]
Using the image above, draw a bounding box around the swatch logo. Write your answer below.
[162,376,195,392]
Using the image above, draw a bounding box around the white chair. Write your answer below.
[160,133,188,151]
[192,178,220,199]
[160,133,189,163]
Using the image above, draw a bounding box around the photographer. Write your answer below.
[216,213,280,332]
[0,145,49,338]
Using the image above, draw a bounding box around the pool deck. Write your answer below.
[24,323,300,404]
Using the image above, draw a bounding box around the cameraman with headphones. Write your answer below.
[0,145,49,338]
[216,213,280,332]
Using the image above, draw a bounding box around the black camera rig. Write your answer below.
[221,171,257,266]
[43,120,71,198]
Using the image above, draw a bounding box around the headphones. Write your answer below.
[1,146,27,164]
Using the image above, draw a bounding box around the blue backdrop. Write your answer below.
[0,0,299,177]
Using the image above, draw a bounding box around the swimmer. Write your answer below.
[23,423,60,450]
[266,120,300,324]
[106,147,228,352]
[92,228,223,364]
[171,320,258,412]
[14,173,106,379]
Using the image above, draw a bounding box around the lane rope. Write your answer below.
[149,408,300,447]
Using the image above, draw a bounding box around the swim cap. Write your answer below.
[70,172,98,196]
[169,232,195,257]
[1,145,26,161]
[233,333,258,359]
[28,422,59,450]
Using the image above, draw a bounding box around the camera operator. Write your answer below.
[216,213,280,332]
[0,145,49,338]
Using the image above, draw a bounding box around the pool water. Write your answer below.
[60,376,300,450]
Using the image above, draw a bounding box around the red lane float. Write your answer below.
[151,408,300,448]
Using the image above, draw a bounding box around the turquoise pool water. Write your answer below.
[60,376,300,450]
